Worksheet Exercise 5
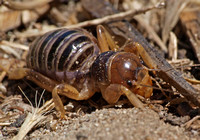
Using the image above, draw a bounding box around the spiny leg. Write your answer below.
[8,68,30,80]
[8,68,66,118]
[11,68,59,92]
[101,84,144,108]
[122,42,157,71]
[52,84,95,118]
[96,25,119,52]
[8,68,95,119]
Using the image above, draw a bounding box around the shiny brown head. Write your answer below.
[91,51,153,98]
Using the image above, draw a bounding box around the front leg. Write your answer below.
[101,84,144,108]
[8,68,95,118]
[52,83,95,118]
[122,42,157,71]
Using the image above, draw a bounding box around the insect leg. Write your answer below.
[101,84,144,108]
[8,68,30,80]
[96,25,119,52]
[52,84,95,118]
[123,42,157,72]
[15,69,59,92]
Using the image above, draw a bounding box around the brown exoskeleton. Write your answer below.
[8,25,153,118]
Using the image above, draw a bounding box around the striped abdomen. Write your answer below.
[27,28,100,83]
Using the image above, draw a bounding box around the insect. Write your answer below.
[8,25,153,118]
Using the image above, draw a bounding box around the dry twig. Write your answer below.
[65,3,162,28]
[168,32,178,61]
[162,0,189,44]
[15,3,163,38]
[4,0,53,10]
[184,115,200,129]
[12,89,54,140]
[184,77,200,84]
[134,16,168,53]
[0,40,29,51]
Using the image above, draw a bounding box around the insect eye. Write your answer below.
[126,80,132,86]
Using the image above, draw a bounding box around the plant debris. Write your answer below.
[0,0,200,139]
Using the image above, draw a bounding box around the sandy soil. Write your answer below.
[26,108,199,140]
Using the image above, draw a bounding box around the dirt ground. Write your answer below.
[25,107,199,140]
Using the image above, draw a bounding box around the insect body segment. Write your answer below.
[91,51,116,84]
[91,51,153,100]
[109,52,152,98]
[27,28,100,84]
[10,25,153,118]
